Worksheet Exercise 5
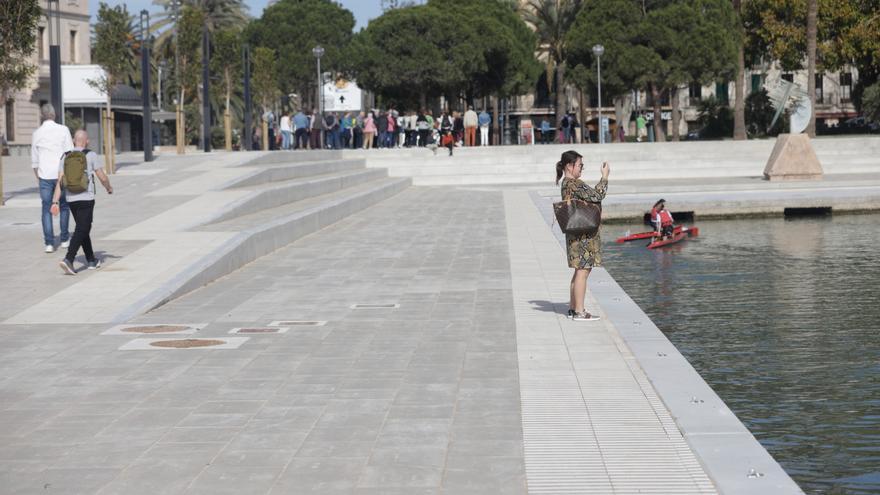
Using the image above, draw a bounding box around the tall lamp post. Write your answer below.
[140,10,154,162]
[592,44,605,144]
[312,46,324,117]
[171,0,183,154]
[201,24,211,152]
[47,0,62,123]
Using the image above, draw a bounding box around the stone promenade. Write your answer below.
[0,151,802,494]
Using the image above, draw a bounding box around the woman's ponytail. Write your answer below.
[555,150,583,185]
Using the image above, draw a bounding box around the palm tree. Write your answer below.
[150,0,249,54]
[520,0,583,134]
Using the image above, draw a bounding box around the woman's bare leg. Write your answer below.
[573,268,591,313]
[569,271,577,311]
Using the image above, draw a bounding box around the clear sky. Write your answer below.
[88,1,388,31]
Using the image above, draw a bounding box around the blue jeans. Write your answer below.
[281,130,292,150]
[39,178,69,246]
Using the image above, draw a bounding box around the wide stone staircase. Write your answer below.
[6,151,410,324]
[344,136,880,185]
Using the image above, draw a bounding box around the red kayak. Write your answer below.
[616,225,683,243]
[647,227,700,249]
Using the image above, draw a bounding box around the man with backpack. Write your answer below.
[50,130,113,275]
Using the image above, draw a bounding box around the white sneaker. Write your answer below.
[573,312,601,321]
[44,245,55,253]
[61,240,70,248]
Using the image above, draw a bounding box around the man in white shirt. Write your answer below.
[31,104,73,253]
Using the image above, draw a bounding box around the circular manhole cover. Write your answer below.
[149,339,226,349]
[236,328,278,334]
[123,325,191,334]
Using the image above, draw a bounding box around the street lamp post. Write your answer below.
[171,0,183,154]
[201,24,211,152]
[592,44,605,144]
[47,0,62,123]
[312,46,324,148]
[140,10,154,162]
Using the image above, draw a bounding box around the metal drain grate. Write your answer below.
[268,320,326,327]
[229,327,289,334]
[102,323,206,335]
[349,303,400,309]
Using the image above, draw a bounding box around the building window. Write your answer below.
[781,73,794,82]
[688,82,702,102]
[751,74,763,93]
[38,27,45,61]
[815,74,824,104]
[5,100,14,141]
[69,31,77,63]
[840,72,852,103]
[715,82,729,105]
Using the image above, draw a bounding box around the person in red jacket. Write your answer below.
[652,199,674,239]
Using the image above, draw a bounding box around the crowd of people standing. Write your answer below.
[256,106,494,152]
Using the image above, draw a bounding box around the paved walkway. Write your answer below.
[0,152,801,494]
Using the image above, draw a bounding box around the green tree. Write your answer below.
[351,0,539,110]
[211,28,242,150]
[164,6,205,149]
[862,82,880,123]
[0,0,41,206]
[520,0,583,131]
[247,0,355,108]
[349,5,470,108]
[91,2,137,171]
[152,0,249,54]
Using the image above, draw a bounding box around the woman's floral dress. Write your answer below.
[560,177,608,269]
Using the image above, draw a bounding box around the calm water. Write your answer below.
[603,214,880,495]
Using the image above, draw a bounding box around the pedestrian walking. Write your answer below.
[324,112,340,149]
[478,108,491,146]
[309,109,322,150]
[293,110,309,149]
[464,106,478,146]
[636,113,647,142]
[453,111,464,146]
[31,104,72,253]
[341,112,353,149]
[541,118,551,144]
[263,109,276,150]
[51,130,113,275]
[556,150,609,321]
[416,111,430,147]
[561,113,570,144]
[376,111,388,149]
[363,111,376,149]
[353,111,365,149]
[280,111,292,150]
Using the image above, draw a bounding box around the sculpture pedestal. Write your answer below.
[763,133,824,181]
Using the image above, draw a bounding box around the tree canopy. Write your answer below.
[246,0,355,99]
[0,0,41,103]
[350,0,540,107]
[92,3,138,91]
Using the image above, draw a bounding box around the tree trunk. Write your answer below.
[618,92,634,142]
[105,95,115,174]
[555,63,566,138]
[419,92,427,111]
[578,88,585,143]
[225,71,232,151]
[671,87,681,141]
[177,87,186,154]
[651,84,665,142]
[0,96,5,206]
[733,0,747,140]
[806,0,817,137]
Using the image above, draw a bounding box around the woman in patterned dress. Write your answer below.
[556,150,610,321]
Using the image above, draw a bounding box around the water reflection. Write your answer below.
[603,214,880,495]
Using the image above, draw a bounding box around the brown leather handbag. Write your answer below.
[553,195,602,237]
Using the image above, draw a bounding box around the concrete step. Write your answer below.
[226,158,367,188]
[206,168,389,225]
[4,155,411,324]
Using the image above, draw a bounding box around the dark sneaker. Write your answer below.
[88,259,102,270]
[573,311,600,322]
[567,309,575,319]
[59,259,76,275]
